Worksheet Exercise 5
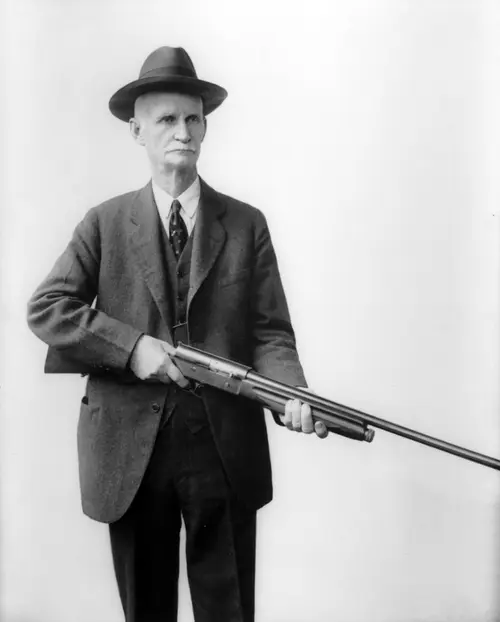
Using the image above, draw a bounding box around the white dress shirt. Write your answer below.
[152,177,200,237]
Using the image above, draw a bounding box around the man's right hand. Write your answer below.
[129,335,189,387]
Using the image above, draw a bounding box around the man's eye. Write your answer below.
[160,115,175,124]
[187,115,201,124]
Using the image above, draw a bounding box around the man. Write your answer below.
[27,46,328,622]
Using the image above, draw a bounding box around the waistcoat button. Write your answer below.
[151,402,161,413]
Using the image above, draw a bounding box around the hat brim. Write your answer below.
[109,75,228,121]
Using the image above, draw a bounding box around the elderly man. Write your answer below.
[27,46,327,622]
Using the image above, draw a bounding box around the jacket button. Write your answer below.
[151,402,161,413]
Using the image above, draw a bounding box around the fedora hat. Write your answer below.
[109,46,228,121]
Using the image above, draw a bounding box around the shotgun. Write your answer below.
[172,342,500,472]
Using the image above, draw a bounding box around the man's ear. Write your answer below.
[201,117,207,142]
[129,118,145,145]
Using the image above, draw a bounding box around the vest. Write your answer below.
[160,223,207,432]
[161,221,193,333]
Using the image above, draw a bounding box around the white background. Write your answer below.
[2,1,500,621]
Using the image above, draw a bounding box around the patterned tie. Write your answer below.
[169,199,188,260]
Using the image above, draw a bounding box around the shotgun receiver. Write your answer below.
[172,343,500,472]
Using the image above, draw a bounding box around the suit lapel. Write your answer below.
[188,179,227,312]
[129,182,174,343]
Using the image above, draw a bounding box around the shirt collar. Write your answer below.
[152,176,201,222]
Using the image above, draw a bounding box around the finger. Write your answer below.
[156,354,189,388]
[160,342,190,388]
[301,403,314,434]
[291,399,302,431]
[284,399,294,430]
[153,360,172,384]
[166,360,190,388]
[314,420,329,439]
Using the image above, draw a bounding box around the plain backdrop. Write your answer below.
[2,1,500,621]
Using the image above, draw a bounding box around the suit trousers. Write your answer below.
[109,390,257,622]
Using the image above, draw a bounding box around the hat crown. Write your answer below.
[109,45,227,121]
[139,46,197,80]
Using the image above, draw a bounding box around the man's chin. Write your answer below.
[164,152,198,169]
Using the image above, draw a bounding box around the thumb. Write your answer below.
[160,341,176,357]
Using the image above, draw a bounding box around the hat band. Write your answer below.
[140,65,197,80]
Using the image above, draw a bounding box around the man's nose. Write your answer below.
[174,120,190,142]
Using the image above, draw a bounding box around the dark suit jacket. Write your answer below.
[27,179,306,523]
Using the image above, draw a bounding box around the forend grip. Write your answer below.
[250,387,373,441]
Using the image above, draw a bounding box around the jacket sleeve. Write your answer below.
[27,207,143,373]
[250,210,307,390]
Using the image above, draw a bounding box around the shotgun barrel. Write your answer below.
[173,343,500,472]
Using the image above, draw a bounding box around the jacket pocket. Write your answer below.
[79,396,99,423]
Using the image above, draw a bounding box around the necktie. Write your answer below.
[169,199,188,260]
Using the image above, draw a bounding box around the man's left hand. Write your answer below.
[281,391,328,439]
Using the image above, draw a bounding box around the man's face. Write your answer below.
[130,92,206,174]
